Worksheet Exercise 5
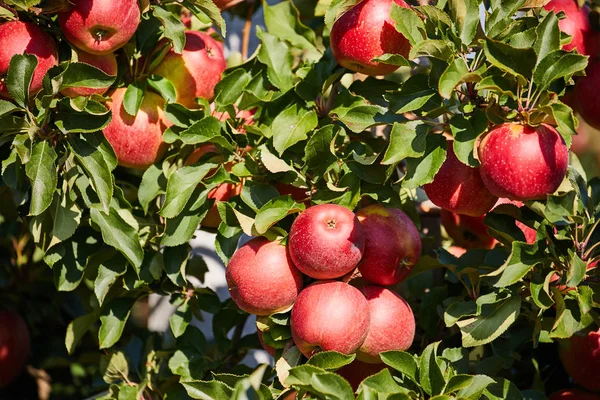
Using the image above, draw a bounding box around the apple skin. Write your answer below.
[288,204,365,279]
[356,286,415,363]
[0,311,30,388]
[548,389,600,400]
[330,0,411,76]
[226,237,304,316]
[576,63,600,130]
[61,49,117,98]
[103,88,171,169]
[0,21,58,100]
[337,360,387,391]
[291,281,370,358]
[544,0,600,57]
[356,204,422,286]
[59,0,140,55]
[447,246,467,258]
[424,145,498,217]
[478,123,569,201]
[440,210,496,249]
[558,329,600,392]
[274,183,311,208]
[149,31,226,108]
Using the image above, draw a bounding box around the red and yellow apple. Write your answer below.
[0,311,30,387]
[61,49,117,98]
[558,329,600,392]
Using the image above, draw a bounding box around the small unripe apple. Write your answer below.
[548,389,600,400]
[288,204,365,279]
[544,0,600,57]
[337,360,387,391]
[478,123,568,201]
[356,204,421,286]
[149,31,226,108]
[61,49,118,98]
[330,0,411,76]
[0,310,30,387]
[103,88,171,169]
[59,0,140,55]
[291,281,370,358]
[356,286,415,363]
[0,21,58,100]
[558,329,600,392]
[226,237,304,316]
[440,210,497,249]
[424,145,498,217]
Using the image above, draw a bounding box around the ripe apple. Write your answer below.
[424,145,498,217]
[356,286,415,363]
[356,204,422,286]
[544,0,600,57]
[226,237,304,316]
[149,31,226,108]
[59,0,141,55]
[288,204,365,279]
[559,90,600,155]
[291,281,370,358]
[330,0,411,76]
[558,329,600,392]
[103,88,171,169]
[576,63,600,130]
[548,389,600,400]
[0,21,58,100]
[0,311,30,387]
[274,183,311,208]
[478,123,569,201]
[440,210,497,249]
[61,49,118,98]
[337,360,387,391]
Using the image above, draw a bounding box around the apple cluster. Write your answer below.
[226,203,421,364]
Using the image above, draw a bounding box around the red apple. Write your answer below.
[478,123,569,201]
[424,145,498,217]
[0,311,30,387]
[493,198,537,244]
[337,360,387,391]
[558,329,600,392]
[544,0,600,57]
[447,246,467,258]
[274,183,311,208]
[226,237,304,316]
[0,21,58,100]
[548,389,600,400]
[61,49,118,98]
[149,31,226,108]
[330,0,411,76]
[291,281,370,358]
[59,0,141,55]
[559,91,600,155]
[356,204,422,286]
[576,63,600,130]
[440,210,497,249]
[356,286,415,363]
[103,88,171,169]
[288,204,365,279]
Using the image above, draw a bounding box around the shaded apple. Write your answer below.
[560,90,600,155]
[0,21,58,100]
[337,360,387,391]
[103,88,171,169]
[149,30,226,108]
[61,49,117,98]
[576,63,600,130]
[274,183,311,208]
[356,204,422,286]
[257,330,276,357]
[0,310,30,387]
[288,204,365,279]
[59,0,140,55]
[356,286,415,363]
[424,145,498,217]
[558,329,600,392]
[330,0,411,76]
[226,237,304,316]
[291,281,370,358]
[478,123,568,201]
[493,198,537,244]
[548,389,600,400]
[544,0,600,58]
[440,210,496,249]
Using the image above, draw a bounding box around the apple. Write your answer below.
[440,210,497,249]
[0,21,58,100]
[291,281,370,358]
[149,31,226,108]
[548,389,600,400]
[558,329,600,392]
[288,204,365,279]
[330,0,411,76]
[102,88,171,169]
[447,246,467,258]
[61,49,118,98]
[59,0,141,55]
[493,198,537,244]
[274,183,311,208]
[257,330,276,357]
[356,204,421,286]
[478,123,569,201]
[0,311,30,387]
[576,63,600,130]
[337,360,387,391]
[544,0,600,58]
[226,237,304,316]
[356,286,415,363]
[424,145,498,217]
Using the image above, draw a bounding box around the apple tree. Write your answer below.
[1,0,600,398]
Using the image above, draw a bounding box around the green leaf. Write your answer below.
[153,5,186,54]
[160,163,218,218]
[329,91,386,133]
[310,372,355,399]
[305,125,338,174]
[549,101,578,139]
[138,164,166,214]
[181,380,233,399]
[450,109,488,167]
[383,121,429,164]
[170,301,192,338]
[163,244,189,286]
[438,59,483,99]
[148,75,177,103]
[90,250,128,306]
[403,133,447,189]
[0,99,17,118]
[161,188,211,247]
[6,53,37,107]
[272,104,318,155]
[380,351,417,382]
[391,4,426,46]
[410,39,455,62]
[491,241,546,288]
[455,375,496,399]
[483,38,536,84]
[254,195,305,234]
[357,368,407,398]
[484,378,524,400]
[456,296,521,347]
[25,140,57,216]
[240,181,280,212]
[178,116,230,149]
[387,74,437,114]
[419,341,445,396]
[123,81,146,117]
[263,0,317,51]
[215,224,243,265]
[44,235,97,292]
[307,352,355,370]
[214,68,252,107]
[533,50,588,91]
[98,297,136,349]
[65,312,98,355]
[58,62,116,91]
[567,252,587,288]
[29,192,81,252]
[449,0,480,46]
[550,292,594,338]
[257,29,294,92]
[99,350,130,383]
[476,75,517,98]
[486,0,527,39]
[533,12,561,65]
